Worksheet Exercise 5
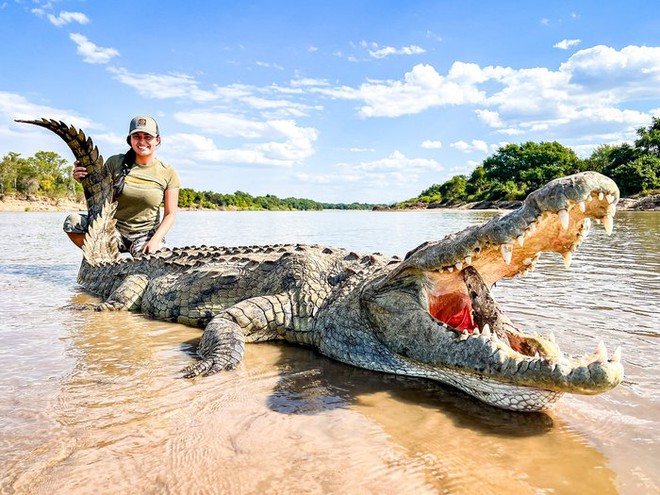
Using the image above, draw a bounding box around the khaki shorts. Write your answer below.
[63,213,167,257]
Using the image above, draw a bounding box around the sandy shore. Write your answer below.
[0,195,86,212]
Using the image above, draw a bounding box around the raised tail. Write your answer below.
[16,118,120,264]
[15,118,113,222]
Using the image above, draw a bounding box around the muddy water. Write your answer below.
[0,210,657,494]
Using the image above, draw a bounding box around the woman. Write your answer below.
[64,115,180,256]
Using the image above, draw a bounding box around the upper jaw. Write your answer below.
[396,171,619,282]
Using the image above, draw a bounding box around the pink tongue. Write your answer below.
[429,293,475,331]
[444,304,475,331]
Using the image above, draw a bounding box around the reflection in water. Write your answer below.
[0,210,658,494]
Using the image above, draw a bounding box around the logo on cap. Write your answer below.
[137,118,147,127]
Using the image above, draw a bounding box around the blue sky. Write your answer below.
[1,1,659,203]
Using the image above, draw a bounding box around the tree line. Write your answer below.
[177,188,377,211]
[397,117,660,207]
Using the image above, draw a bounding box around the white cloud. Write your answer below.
[554,39,581,50]
[108,68,320,118]
[290,78,330,87]
[368,44,426,59]
[170,111,318,166]
[69,33,119,64]
[560,45,660,96]
[318,63,487,117]
[349,150,443,172]
[0,91,94,129]
[47,11,89,27]
[475,109,503,128]
[256,61,285,71]
[450,139,489,154]
[0,91,99,160]
[108,67,220,101]
[421,140,442,149]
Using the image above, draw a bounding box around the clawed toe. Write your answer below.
[181,356,236,378]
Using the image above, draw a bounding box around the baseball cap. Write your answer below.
[128,115,159,137]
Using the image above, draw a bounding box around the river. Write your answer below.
[0,209,658,494]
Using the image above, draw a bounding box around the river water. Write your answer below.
[0,209,658,495]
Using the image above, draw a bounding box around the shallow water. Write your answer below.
[0,209,658,494]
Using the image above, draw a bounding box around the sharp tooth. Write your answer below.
[606,194,615,204]
[523,257,533,266]
[529,221,537,233]
[472,327,481,336]
[578,201,586,212]
[447,266,454,273]
[596,341,608,363]
[603,215,614,235]
[464,256,472,265]
[534,352,540,360]
[607,203,616,217]
[455,262,463,271]
[562,251,572,269]
[501,244,513,265]
[517,235,524,247]
[587,195,593,202]
[582,217,592,232]
[558,209,570,230]
[460,332,469,341]
[611,346,622,363]
[598,192,604,201]
[482,324,491,337]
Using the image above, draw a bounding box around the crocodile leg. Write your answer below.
[70,274,149,311]
[182,315,246,377]
[182,294,292,378]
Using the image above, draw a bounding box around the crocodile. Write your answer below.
[18,118,624,412]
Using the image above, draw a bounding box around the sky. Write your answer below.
[1,1,659,204]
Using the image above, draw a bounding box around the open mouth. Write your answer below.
[419,189,622,375]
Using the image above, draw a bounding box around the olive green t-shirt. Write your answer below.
[106,153,180,234]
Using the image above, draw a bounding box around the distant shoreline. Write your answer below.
[0,193,658,212]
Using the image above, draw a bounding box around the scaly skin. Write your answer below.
[18,118,624,412]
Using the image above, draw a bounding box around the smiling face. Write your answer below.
[130,131,160,163]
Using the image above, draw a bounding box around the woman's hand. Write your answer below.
[142,238,160,254]
[72,160,88,182]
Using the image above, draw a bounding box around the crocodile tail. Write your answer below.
[81,198,121,264]
[15,118,113,222]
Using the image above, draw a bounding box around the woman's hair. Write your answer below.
[112,148,137,201]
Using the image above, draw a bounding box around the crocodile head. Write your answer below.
[361,171,624,411]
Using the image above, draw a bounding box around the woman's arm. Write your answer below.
[143,187,179,254]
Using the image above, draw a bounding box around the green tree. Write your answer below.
[465,165,488,200]
[483,141,580,194]
[634,116,660,157]
[438,175,468,204]
[608,155,660,196]
[0,152,23,195]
